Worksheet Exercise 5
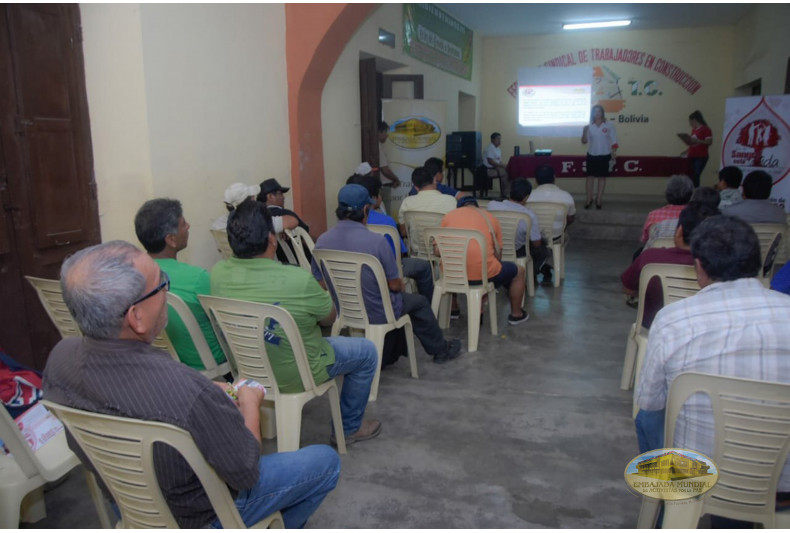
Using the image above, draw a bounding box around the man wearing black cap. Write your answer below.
[312,184,463,364]
[258,178,310,233]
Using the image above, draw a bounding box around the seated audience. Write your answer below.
[211,200,381,444]
[312,184,462,365]
[689,186,720,210]
[488,178,553,284]
[640,174,694,246]
[134,199,225,371]
[441,196,529,325]
[723,169,787,224]
[526,165,576,239]
[398,166,458,225]
[716,166,743,210]
[621,202,719,328]
[212,182,296,234]
[408,157,467,200]
[350,174,434,302]
[634,216,790,498]
[257,178,310,233]
[43,241,340,528]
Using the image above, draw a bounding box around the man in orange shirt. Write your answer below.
[440,197,529,325]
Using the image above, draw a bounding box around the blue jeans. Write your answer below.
[325,336,377,435]
[402,257,434,301]
[635,408,666,453]
[211,445,340,528]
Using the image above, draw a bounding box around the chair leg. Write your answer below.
[0,487,24,528]
[620,324,637,391]
[467,292,483,352]
[274,399,303,452]
[366,328,386,402]
[552,245,562,287]
[85,470,114,529]
[326,382,346,455]
[631,336,648,418]
[330,321,341,336]
[260,401,277,439]
[488,289,498,336]
[404,321,418,379]
[525,260,535,298]
[636,497,661,528]
[663,498,703,528]
[432,290,450,328]
[20,487,46,524]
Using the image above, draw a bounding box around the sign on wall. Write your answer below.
[722,96,790,211]
[403,4,473,80]
[382,99,447,220]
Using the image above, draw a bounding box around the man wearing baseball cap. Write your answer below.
[257,178,309,233]
[312,184,463,365]
[211,182,297,234]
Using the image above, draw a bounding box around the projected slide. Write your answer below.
[517,66,593,138]
[518,85,591,127]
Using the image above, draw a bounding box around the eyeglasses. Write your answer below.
[121,270,170,317]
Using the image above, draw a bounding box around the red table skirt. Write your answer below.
[506,155,691,179]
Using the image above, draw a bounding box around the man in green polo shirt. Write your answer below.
[210,199,381,444]
[134,199,226,371]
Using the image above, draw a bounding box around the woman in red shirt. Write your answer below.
[683,110,712,188]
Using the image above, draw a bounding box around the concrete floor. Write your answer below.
[23,238,649,528]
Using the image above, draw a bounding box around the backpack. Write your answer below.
[0,350,43,418]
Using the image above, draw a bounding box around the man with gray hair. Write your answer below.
[42,241,340,528]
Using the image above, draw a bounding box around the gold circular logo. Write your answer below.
[624,448,719,501]
[388,116,442,150]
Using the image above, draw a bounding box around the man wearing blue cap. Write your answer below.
[312,184,463,364]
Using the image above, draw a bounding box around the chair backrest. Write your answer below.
[634,263,699,329]
[476,199,491,210]
[645,237,676,250]
[275,233,299,266]
[285,227,315,270]
[42,400,250,528]
[665,373,790,527]
[311,249,397,330]
[0,405,48,479]
[150,329,179,361]
[526,202,568,241]
[487,209,532,263]
[402,210,444,260]
[424,227,489,291]
[165,292,232,378]
[750,223,785,277]
[197,295,319,397]
[24,276,82,338]
[210,229,233,260]
[367,224,404,277]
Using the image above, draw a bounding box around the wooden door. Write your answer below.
[0,4,99,369]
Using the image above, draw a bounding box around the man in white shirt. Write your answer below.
[488,179,553,284]
[526,165,576,238]
[483,132,508,198]
[398,167,458,225]
[635,215,790,495]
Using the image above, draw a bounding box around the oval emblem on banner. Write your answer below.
[389,116,441,150]
[624,448,718,501]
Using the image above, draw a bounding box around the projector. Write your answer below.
[534,149,553,156]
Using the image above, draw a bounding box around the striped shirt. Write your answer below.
[635,278,790,490]
[641,204,685,243]
[42,337,260,528]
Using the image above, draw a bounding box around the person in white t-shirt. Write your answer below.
[483,132,508,199]
[581,105,618,210]
[526,165,576,239]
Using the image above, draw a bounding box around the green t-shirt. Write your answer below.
[210,257,335,393]
[154,258,225,370]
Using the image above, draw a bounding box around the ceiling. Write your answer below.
[440,3,754,37]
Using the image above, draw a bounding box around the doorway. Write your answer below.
[0,4,100,369]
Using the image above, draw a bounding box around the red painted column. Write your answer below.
[285,4,377,236]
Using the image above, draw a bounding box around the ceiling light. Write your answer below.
[563,20,631,30]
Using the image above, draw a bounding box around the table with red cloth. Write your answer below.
[506,155,691,180]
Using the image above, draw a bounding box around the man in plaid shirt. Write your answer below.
[640,175,694,244]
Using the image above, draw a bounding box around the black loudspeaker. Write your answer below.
[446,131,481,170]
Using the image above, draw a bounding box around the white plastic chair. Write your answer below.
[636,373,790,529]
[24,276,82,338]
[210,229,233,260]
[425,227,497,353]
[162,292,234,380]
[277,227,315,270]
[402,210,444,261]
[621,263,698,411]
[487,209,535,299]
[197,295,346,454]
[750,223,786,285]
[42,401,284,529]
[644,237,675,250]
[312,249,418,402]
[0,406,111,528]
[367,223,417,294]
[526,202,569,287]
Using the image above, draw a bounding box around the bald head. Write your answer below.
[61,241,147,339]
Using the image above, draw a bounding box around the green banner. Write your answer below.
[403,4,473,80]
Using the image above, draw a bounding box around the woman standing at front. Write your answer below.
[684,110,712,188]
[581,105,618,209]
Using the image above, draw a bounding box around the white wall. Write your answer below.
[80,4,290,269]
[733,4,790,95]
[321,3,483,229]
